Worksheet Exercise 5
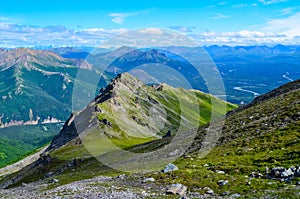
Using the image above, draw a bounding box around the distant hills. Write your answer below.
[204,44,300,56]
[51,44,300,104]
[46,44,300,59]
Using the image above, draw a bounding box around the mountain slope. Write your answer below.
[1,77,299,198]
[0,73,236,188]
[155,78,300,198]
[0,48,104,124]
[48,72,235,153]
[0,124,62,168]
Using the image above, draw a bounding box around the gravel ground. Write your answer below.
[0,176,150,199]
[2,174,298,199]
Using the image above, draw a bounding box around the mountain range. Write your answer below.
[53,45,300,104]
[1,45,299,125]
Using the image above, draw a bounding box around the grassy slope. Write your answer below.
[83,74,236,160]
[1,74,237,188]
[95,74,236,139]
[151,85,300,198]
[0,124,62,168]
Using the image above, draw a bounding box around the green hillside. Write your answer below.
[151,79,300,198]
[0,73,236,188]
[2,78,299,198]
[0,48,105,124]
[0,124,62,168]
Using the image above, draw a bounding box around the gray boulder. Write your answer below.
[166,183,187,196]
[163,163,178,173]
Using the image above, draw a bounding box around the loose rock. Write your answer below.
[217,180,229,186]
[281,168,294,178]
[221,191,230,196]
[215,170,225,174]
[48,178,59,183]
[166,183,187,196]
[231,193,241,198]
[163,163,178,173]
[143,177,155,183]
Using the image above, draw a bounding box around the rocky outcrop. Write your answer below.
[267,165,300,181]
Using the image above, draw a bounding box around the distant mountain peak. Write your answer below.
[0,48,64,70]
[0,47,100,124]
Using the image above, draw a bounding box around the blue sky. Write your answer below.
[0,0,300,46]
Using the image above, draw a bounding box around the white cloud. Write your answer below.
[109,13,131,24]
[263,12,300,37]
[0,23,128,47]
[233,3,258,8]
[210,12,229,19]
[192,30,291,45]
[280,7,294,15]
[138,28,163,34]
[0,20,299,47]
[218,2,228,5]
[259,0,288,5]
[233,4,248,8]
[100,28,198,48]
[201,30,284,38]
[168,26,196,33]
[109,10,151,24]
[0,16,10,21]
[280,6,300,15]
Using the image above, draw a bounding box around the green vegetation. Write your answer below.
[151,125,300,198]
[149,85,300,198]
[1,73,237,189]
[5,75,299,198]
[94,73,236,139]
[0,124,61,168]
[0,49,106,124]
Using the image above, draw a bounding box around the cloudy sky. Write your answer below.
[0,0,300,47]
